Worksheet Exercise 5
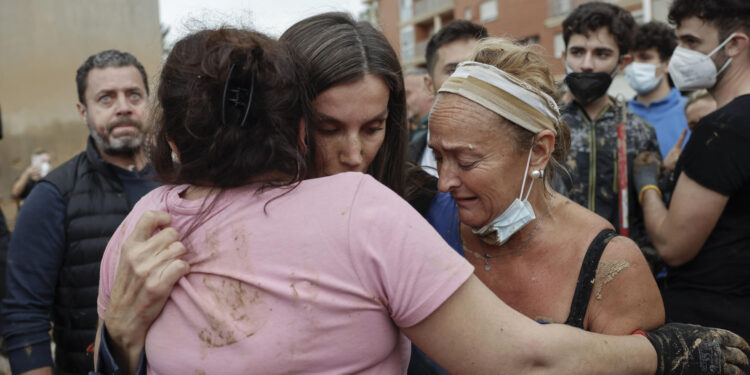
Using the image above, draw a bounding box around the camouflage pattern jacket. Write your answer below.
[556,100,661,248]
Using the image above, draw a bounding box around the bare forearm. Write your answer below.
[410,273,748,375]
[532,324,656,375]
[641,189,669,254]
[105,322,145,375]
[104,301,149,375]
[405,276,658,375]
[104,279,153,375]
[11,171,30,198]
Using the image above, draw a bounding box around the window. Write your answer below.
[520,35,540,45]
[400,26,415,61]
[550,0,572,17]
[400,0,413,22]
[465,7,472,20]
[479,0,498,22]
[554,32,565,58]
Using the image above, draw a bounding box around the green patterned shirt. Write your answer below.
[556,100,661,248]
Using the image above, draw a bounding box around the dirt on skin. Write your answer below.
[591,260,630,300]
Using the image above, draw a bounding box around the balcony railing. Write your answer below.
[413,0,453,19]
[546,0,596,17]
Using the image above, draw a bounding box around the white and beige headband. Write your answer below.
[438,61,560,135]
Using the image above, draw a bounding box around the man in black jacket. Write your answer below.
[0,106,8,303]
[1,50,159,375]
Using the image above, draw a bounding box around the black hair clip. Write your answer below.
[221,63,255,128]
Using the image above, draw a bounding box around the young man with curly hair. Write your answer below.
[557,2,661,253]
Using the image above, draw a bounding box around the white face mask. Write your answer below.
[40,162,51,177]
[668,33,736,91]
[625,62,663,94]
[472,146,537,246]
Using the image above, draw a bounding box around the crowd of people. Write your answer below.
[0,0,749,374]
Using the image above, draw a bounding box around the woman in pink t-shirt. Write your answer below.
[96,26,478,375]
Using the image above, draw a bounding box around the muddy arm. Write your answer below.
[402,275,658,375]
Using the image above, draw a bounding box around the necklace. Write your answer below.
[464,199,552,271]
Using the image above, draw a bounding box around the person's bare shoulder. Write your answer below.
[550,194,613,249]
[547,194,664,334]
[585,235,665,334]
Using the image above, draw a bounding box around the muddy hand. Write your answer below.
[104,210,190,368]
[645,323,750,375]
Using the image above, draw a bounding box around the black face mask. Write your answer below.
[564,72,613,107]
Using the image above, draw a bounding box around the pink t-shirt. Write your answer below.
[98,172,473,374]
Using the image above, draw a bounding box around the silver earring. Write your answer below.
[531,169,544,179]
[171,151,180,164]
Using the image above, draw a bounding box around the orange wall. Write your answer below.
[0,0,162,227]
[377,0,565,74]
[458,0,562,73]
[378,0,402,59]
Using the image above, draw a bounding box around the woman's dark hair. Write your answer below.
[280,12,407,197]
[151,28,308,188]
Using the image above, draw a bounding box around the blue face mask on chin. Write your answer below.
[472,146,537,246]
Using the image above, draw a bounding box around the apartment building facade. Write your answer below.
[374,0,674,75]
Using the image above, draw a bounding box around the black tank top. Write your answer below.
[564,229,618,328]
